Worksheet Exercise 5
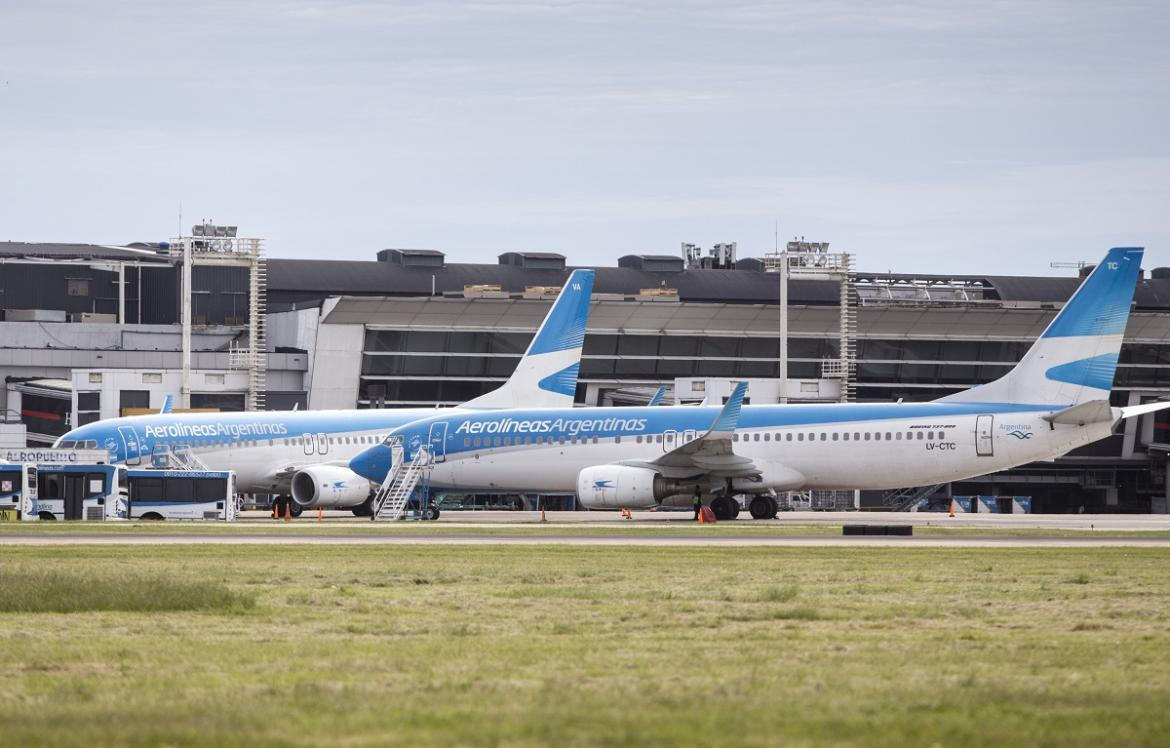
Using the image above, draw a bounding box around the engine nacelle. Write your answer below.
[291,466,372,508]
[576,465,685,509]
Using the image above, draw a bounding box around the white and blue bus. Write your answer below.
[33,463,128,520]
[126,470,237,521]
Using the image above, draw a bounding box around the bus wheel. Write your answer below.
[422,504,439,521]
[141,512,164,521]
[749,496,776,520]
[289,502,304,518]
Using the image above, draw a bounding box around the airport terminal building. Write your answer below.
[2,238,1168,512]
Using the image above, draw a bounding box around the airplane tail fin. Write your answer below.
[461,269,595,409]
[940,247,1143,407]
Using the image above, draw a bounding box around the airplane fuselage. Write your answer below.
[57,408,451,493]
[359,402,1115,505]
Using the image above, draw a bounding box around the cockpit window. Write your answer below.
[58,441,76,449]
[381,434,403,447]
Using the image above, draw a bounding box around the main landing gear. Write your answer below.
[749,494,779,520]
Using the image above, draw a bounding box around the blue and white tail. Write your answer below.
[461,269,595,409]
[940,247,1143,407]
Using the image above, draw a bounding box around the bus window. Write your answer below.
[133,477,164,502]
[164,478,196,502]
[194,478,226,502]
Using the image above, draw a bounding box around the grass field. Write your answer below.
[2,545,1169,746]
[3,518,1170,538]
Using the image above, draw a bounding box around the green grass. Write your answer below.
[0,569,254,613]
[1,545,1169,746]
[3,517,1170,539]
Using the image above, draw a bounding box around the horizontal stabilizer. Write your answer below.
[1042,400,1114,426]
[1119,399,1170,420]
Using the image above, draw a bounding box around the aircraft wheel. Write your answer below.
[352,495,374,517]
[422,504,439,521]
[289,502,304,518]
[749,496,776,520]
[724,497,741,520]
[709,496,730,520]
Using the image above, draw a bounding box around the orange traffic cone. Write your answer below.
[317,507,323,523]
[698,508,704,525]
[284,502,292,522]
[948,499,956,518]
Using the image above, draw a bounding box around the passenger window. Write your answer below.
[785,433,792,442]
[463,438,470,447]
[843,432,849,441]
[763,433,770,442]
[473,437,481,447]
[917,432,924,440]
[797,433,804,442]
[615,436,622,444]
[928,431,935,440]
[864,433,871,441]
[832,433,839,441]
[819,433,826,441]
[896,432,902,440]
[854,432,860,441]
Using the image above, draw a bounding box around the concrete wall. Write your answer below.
[306,299,363,409]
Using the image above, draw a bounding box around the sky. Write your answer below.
[1,0,1168,275]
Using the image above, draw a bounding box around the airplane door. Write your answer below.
[117,426,142,466]
[317,433,329,456]
[429,422,448,463]
[975,415,994,457]
[302,433,314,456]
[663,429,678,452]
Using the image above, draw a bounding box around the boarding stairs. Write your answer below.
[153,443,210,471]
[371,443,433,521]
[884,483,949,512]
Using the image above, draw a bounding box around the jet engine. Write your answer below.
[291,466,372,508]
[576,465,688,509]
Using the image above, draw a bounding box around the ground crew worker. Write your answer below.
[693,490,702,521]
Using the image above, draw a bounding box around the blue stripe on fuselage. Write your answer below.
[387,401,1060,461]
[57,408,439,462]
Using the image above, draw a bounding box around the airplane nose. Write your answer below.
[349,446,391,482]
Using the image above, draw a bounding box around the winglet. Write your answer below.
[708,381,747,435]
[159,394,173,415]
[648,386,667,407]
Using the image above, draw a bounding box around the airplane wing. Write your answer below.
[268,459,357,485]
[618,382,760,480]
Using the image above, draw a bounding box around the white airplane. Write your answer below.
[54,269,596,516]
[350,247,1167,519]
